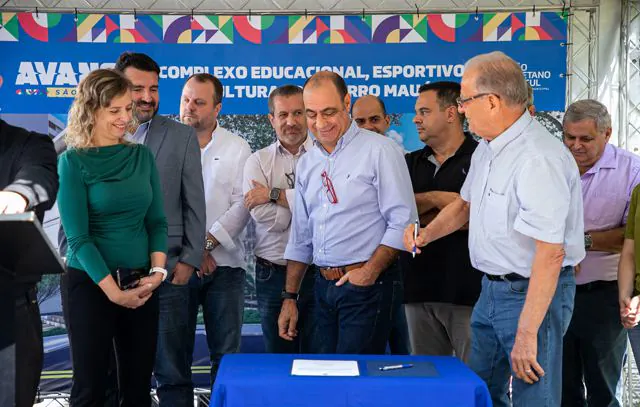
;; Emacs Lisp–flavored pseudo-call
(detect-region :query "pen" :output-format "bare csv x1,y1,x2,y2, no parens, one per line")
412,219,419,258
379,364,414,371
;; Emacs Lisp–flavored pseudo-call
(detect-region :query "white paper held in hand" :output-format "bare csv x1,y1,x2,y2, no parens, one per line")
291,359,360,376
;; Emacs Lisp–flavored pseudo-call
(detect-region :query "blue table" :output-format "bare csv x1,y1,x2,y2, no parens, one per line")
211,354,492,407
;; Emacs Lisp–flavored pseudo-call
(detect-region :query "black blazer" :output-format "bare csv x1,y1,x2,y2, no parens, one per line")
0,120,58,222
0,119,58,283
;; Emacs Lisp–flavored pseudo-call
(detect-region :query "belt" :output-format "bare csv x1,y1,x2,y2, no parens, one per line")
255,257,286,270
576,280,617,292
318,262,366,281
485,273,528,282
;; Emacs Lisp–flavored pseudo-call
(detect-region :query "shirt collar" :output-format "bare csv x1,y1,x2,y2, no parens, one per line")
584,143,617,175
485,112,532,157
313,120,360,156
420,132,476,161
276,134,314,157
201,123,222,153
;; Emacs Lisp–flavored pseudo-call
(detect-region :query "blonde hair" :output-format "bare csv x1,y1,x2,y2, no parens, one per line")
66,69,132,148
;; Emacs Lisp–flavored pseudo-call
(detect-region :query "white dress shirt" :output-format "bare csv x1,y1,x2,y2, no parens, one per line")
460,112,585,277
243,136,314,265
202,125,252,269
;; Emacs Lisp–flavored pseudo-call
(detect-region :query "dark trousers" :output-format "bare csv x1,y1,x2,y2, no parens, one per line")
256,260,317,353
562,281,626,407
314,263,400,354
388,279,411,355
64,267,159,407
15,286,43,407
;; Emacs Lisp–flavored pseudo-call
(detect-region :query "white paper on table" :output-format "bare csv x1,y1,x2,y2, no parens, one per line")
291,359,360,377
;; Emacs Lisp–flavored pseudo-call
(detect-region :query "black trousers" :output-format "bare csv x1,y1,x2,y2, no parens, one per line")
64,267,159,407
15,286,43,407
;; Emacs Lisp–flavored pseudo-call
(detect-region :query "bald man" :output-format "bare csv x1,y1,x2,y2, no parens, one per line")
278,72,417,354
352,95,391,135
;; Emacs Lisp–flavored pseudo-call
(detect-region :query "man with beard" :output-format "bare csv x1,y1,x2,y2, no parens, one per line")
116,53,206,407
180,73,251,383
243,85,317,353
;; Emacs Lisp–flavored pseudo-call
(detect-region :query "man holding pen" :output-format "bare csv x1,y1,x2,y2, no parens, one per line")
404,52,584,406
278,71,417,354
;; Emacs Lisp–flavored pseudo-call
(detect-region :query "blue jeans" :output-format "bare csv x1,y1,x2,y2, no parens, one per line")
470,267,575,407
197,267,245,383
314,263,400,354
562,282,626,407
256,260,317,353
154,276,199,407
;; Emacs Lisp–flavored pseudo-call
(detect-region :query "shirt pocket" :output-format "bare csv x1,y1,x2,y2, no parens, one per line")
585,193,625,229
483,188,509,238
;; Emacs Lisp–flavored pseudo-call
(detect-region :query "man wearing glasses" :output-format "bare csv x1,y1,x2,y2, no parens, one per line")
278,72,417,354
404,52,584,406
243,85,317,353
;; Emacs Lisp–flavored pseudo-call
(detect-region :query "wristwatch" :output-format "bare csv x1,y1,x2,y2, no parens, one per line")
269,187,281,203
584,233,593,250
280,289,299,301
205,236,216,251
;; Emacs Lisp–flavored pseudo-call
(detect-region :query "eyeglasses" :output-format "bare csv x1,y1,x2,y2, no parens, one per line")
456,93,499,108
321,170,338,204
285,171,295,189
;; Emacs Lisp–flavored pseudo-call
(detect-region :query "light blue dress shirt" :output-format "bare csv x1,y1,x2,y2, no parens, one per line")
460,112,586,277
126,120,151,145
284,121,417,267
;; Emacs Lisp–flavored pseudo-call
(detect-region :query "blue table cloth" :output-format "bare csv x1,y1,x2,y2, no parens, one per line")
211,354,492,407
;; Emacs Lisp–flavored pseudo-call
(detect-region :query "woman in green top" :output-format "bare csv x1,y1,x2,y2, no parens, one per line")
619,183,640,371
58,69,168,406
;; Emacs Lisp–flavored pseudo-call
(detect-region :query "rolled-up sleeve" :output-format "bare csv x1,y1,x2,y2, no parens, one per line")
376,143,418,250
283,171,313,264
514,156,572,244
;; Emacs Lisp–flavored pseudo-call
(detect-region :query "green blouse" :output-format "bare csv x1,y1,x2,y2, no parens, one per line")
57,143,167,283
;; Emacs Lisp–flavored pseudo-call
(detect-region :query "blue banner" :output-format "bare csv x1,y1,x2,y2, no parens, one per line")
0,12,568,115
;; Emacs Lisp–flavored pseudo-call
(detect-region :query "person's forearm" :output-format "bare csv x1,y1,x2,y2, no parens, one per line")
364,245,398,279
415,191,459,215
588,227,625,253
285,260,308,293
150,251,167,269
618,240,636,299
97,274,121,301
276,190,290,209
423,197,470,244
517,242,564,334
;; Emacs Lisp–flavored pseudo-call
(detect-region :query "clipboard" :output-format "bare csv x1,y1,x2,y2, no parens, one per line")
0,212,65,278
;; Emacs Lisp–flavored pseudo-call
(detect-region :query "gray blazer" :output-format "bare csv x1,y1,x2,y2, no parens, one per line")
145,115,206,272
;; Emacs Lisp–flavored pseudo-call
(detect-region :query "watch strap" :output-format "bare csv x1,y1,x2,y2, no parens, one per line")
280,290,299,301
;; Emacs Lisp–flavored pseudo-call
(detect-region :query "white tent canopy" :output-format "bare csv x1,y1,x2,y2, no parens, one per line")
1,0,597,14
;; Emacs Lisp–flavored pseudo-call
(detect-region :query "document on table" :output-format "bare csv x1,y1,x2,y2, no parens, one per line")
291,359,360,377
